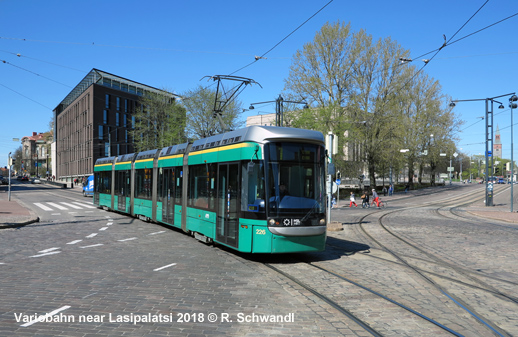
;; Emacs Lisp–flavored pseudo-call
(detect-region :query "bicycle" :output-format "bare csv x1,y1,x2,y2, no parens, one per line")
372,198,386,209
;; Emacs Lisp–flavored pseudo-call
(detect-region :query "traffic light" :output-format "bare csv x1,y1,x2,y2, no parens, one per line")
337,171,341,180
495,167,500,175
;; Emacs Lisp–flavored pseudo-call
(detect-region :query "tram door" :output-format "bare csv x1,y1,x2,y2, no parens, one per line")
116,170,129,212
161,168,175,224
216,163,239,248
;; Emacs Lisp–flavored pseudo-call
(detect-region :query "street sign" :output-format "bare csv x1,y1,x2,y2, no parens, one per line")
488,183,494,191
447,167,454,172
335,179,341,185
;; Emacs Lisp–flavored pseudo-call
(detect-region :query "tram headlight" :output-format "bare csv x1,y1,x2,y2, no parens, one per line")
319,219,326,225
269,219,276,226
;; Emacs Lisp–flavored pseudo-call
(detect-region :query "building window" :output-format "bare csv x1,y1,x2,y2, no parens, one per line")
103,110,108,124
123,114,127,127
124,99,128,113
99,125,104,140
132,116,136,129
116,113,120,126
105,94,110,109
105,143,109,157
116,97,120,111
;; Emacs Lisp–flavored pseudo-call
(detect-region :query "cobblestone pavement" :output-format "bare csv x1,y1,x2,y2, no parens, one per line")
1,182,517,336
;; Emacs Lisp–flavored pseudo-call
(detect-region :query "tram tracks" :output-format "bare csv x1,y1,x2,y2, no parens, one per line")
259,186,517,336
351,187,517,336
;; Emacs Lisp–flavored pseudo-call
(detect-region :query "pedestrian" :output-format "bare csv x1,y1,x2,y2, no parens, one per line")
349,191,358,207
388,184,393,196
371,189,380,208
382,185,387,196
331,194,337,208
361,191,370,208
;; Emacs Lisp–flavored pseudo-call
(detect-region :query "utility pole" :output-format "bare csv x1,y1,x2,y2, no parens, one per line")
8,152,12,201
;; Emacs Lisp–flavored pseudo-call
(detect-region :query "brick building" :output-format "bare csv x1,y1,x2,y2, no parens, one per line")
53,69,179,182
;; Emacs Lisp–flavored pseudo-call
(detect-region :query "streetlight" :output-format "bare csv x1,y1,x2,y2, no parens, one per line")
510,95,518,212
249,94,309,127
450,92,516,206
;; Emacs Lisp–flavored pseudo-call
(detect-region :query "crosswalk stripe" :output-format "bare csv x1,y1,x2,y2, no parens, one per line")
72,202,97,209
34,203,53,211
59,202,82,209
47,202,68,210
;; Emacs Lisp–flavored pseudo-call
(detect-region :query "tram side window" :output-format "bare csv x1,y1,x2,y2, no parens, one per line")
175,169,183,204
94,171,112,194
135,168,153,200
188,164,216,209
241,161,265,213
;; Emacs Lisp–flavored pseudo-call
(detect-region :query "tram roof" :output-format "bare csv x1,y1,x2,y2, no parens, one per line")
189,126,324,152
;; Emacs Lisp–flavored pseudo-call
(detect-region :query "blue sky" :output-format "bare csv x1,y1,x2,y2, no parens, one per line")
1,0,517,167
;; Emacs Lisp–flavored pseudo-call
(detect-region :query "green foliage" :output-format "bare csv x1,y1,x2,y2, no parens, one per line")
283,20,461,183
182,85,244,140
129,90,186,152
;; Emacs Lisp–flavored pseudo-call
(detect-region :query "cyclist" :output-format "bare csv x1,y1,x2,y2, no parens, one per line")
371,189,380,208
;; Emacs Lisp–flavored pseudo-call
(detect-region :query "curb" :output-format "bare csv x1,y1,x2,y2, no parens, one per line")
0,216,40,230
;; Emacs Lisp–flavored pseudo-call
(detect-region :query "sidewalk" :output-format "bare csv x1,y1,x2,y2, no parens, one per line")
0,186,39,229
333,185,518,224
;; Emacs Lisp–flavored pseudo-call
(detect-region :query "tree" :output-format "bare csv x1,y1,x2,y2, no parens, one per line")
284,20,461,186
285,21,411,184
181,85,244,139
129,90,186,152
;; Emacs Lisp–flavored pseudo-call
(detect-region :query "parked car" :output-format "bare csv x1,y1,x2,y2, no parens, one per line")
498,178,505,184
32,178,41,184
21,176,29,181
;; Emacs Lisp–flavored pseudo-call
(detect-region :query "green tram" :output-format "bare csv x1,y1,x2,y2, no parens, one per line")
93,126,327,253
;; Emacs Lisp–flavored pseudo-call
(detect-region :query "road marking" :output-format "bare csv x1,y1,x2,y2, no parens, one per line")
34,203,53,211
80,244,103,249
47,202,68,210
117,237,137,242
99,227,108,231
20,305,71,327
30,251,61,258
153,263,177,271
66,240,82,245
82,292,97,299
38,247,60,253
86,233,98,238
72,202,97,209
149,231,166,235
107,222,113,226
85,211,94,213
59,202,82,209
51,213,61,216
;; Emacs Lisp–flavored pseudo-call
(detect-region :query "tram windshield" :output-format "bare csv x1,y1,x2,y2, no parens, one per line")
265,142,326,218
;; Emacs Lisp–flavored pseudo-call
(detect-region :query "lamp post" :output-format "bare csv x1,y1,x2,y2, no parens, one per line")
249,95,309,127
510,95,518,212
450,92,516,206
